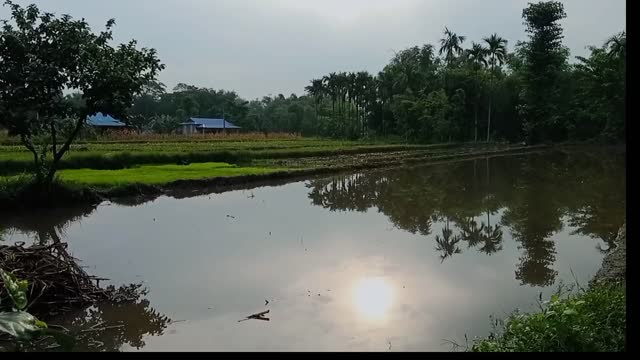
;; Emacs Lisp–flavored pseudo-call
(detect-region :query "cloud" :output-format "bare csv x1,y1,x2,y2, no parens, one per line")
4,0,625,99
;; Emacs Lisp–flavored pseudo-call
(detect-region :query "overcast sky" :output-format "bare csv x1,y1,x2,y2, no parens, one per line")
3,0,626,99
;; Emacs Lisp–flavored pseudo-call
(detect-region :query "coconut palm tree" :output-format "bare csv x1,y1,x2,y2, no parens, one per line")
439,27,467,65
483,34,508,142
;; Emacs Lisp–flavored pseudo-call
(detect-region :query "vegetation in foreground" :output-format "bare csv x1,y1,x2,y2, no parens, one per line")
471,283,626,352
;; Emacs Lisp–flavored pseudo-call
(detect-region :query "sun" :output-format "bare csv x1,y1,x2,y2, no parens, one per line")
353,277,394,320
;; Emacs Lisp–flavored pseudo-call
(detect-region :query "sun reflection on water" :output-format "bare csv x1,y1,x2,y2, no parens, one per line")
352,277,394,321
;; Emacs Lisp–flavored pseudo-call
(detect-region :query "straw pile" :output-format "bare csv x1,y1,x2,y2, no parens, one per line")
0,241,136,317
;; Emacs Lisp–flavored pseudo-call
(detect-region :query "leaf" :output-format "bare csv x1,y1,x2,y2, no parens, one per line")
562,309,577,316
0,269,28,310
0,311,43,340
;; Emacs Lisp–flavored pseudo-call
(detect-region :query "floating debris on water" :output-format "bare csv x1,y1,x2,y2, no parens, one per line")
238,310,270,322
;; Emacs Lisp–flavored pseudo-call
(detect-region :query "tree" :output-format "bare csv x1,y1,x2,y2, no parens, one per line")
465,43,488,142
519,1,568,143
605,31,626,59
571,32,626,142
305,78,324,130
483,34,508,142
0,1,164,186
439,27,466,66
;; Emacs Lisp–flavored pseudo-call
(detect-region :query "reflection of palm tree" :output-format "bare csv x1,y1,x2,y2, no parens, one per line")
479,224,504,255
459,218,485,248
434,223,462,263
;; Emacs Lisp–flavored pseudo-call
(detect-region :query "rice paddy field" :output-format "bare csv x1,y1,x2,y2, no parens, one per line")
0,136,462,177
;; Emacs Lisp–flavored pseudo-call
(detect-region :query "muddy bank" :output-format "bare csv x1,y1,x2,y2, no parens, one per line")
591,222,626,286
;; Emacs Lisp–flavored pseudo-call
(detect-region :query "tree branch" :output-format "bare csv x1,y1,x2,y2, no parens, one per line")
20,134,39,169
50,121,57,156
53,113,85,164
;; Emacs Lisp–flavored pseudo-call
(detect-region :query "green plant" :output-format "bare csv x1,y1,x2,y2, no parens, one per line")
471,283,626,352
0,269,75,351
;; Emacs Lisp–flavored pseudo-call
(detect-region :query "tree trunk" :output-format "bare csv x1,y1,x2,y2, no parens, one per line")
487,98,492,143
46,114,86,184
474,101,479,143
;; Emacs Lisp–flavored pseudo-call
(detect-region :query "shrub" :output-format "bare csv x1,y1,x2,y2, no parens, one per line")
471,283,626,352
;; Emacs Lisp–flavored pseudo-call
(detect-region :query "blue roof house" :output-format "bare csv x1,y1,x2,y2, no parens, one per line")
87,113,127,128
179,117,241,135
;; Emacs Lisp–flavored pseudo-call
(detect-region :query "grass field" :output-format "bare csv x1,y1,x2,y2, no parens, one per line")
0,138,462,175
58,162,289,187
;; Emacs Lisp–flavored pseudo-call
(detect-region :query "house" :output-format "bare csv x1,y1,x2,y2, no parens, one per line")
179,117,241,135
87,112,128,131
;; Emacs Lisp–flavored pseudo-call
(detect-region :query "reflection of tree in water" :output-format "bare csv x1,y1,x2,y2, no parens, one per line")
51,296,171,352
305,149,626,287
0,204,98,245
1,205,171,352
434,219,462,263
459,218,485,249
11,291,171,352
563,150,626,254
479,224,504,255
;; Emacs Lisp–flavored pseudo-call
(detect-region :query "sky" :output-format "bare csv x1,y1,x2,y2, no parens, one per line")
2,0,626,99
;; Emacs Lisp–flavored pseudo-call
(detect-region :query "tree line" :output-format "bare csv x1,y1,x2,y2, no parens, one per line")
125,1,624,144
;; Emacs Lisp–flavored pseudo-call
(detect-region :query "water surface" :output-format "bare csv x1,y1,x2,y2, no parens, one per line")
0,147,626,351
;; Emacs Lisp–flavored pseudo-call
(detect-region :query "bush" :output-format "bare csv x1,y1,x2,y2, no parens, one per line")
471,283,626,352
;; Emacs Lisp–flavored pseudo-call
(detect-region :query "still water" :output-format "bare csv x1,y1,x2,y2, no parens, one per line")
0,147,626,351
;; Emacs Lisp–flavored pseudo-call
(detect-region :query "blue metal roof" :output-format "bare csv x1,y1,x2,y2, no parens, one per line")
186,118,241,129
87,112,126,127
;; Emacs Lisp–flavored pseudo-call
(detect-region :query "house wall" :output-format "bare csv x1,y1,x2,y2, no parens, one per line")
181,124,197,135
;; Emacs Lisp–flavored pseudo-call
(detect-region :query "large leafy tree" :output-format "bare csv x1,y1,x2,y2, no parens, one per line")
0,1,164,185
571,31,626,141
519,1,568,143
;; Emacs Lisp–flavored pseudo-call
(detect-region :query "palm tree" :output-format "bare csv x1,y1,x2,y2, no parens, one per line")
439,27,467,65
305,79,325,125
605,31,626,59
483,34,508,143
466,42,488,142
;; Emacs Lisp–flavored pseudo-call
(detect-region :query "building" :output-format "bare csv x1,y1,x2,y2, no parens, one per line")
87,112,128,131
179,118,241,135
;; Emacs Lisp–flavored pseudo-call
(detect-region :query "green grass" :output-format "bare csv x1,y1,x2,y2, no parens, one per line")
58,162,289,187
0,140,463,175
471,283,626,352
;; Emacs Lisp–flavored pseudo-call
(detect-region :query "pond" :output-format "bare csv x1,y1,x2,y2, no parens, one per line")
0,147,626,351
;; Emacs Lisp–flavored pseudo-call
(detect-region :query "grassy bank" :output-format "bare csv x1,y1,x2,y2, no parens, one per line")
59,162,289,187
471,283,626,352
0,140,462,175
0,140,538,210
